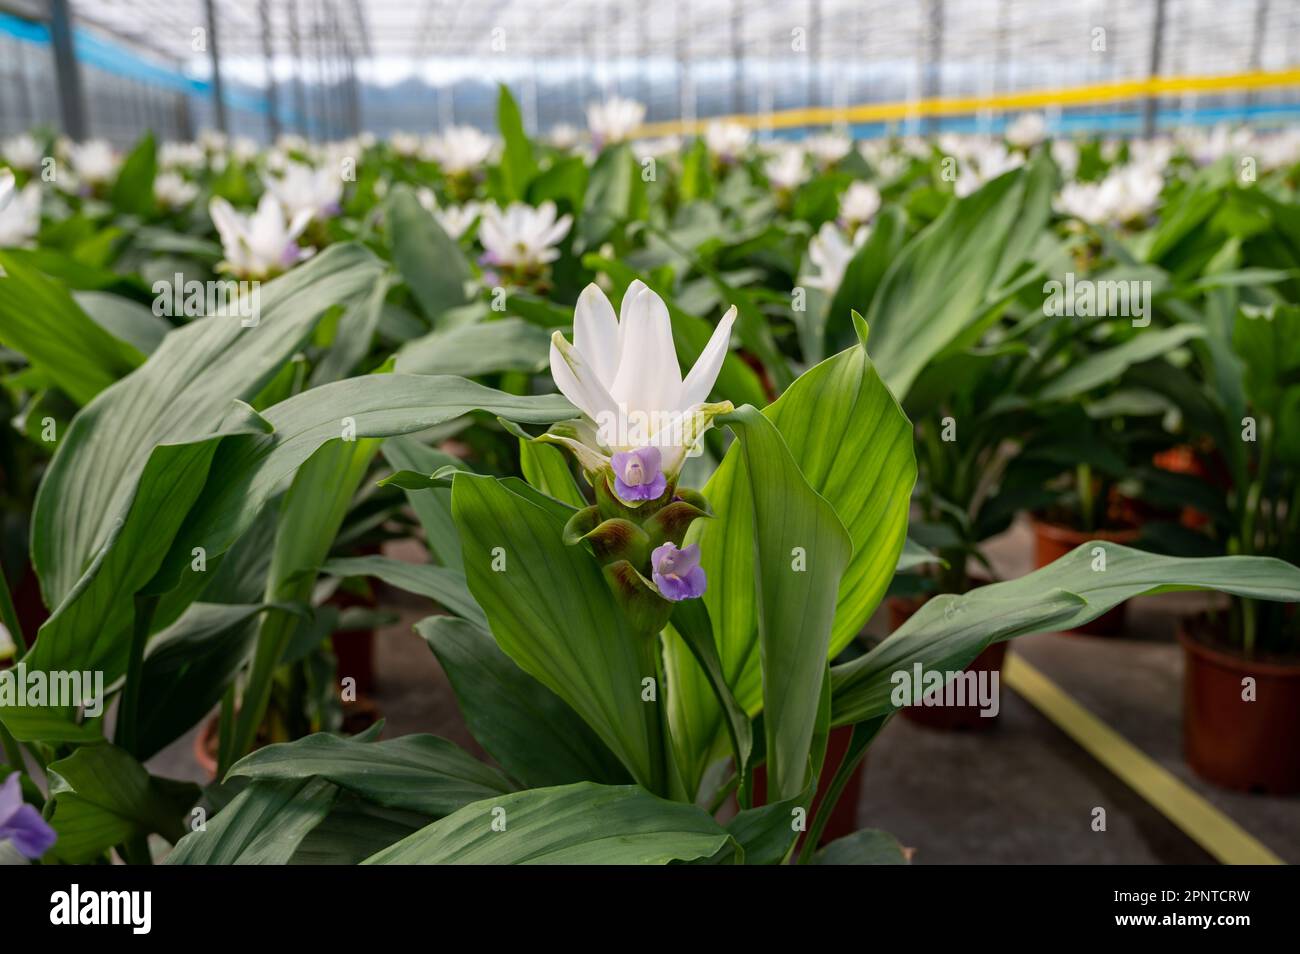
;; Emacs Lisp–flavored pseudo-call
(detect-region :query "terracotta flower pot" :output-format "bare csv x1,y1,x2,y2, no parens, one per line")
1180,617,1300,795
1031,519,1139,636
889,593,1007,730
749,723,864,849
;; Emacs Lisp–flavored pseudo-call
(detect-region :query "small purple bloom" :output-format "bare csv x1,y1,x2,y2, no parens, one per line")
652,542,707,602
611,447,667,502
0,772,56,860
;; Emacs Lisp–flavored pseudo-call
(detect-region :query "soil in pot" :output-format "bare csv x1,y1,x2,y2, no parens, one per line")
1180,615,1300,795
1032,518,1139,636
889,591,1007,731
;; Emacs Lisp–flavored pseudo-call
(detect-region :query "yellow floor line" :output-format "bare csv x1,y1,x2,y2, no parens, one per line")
1003,652,1284,866
638,66,1300,136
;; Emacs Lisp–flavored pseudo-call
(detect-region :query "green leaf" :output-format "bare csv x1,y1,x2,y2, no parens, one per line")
814,828,910,865
831,544,1300,725
713,405,853,802
47,744,195,863
109,132,157,216
74,290,171,355
381,436,466,569
395,317,550,376
665,334,914,798
0,251,144,404
450,473,665,792
228,732,513,816
1037,325,1205,402
580,143,635,248
417,614,632,788
165,778,336,865
323,555,485,627
825,205,906,355
387,184,471,323
363,782,737,864
866,169,1032,398
496,84,538,202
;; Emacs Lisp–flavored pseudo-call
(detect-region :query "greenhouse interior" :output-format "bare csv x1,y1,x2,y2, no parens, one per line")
0,0,1299,892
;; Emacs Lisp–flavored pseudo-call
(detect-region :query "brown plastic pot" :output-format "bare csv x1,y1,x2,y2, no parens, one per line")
749,724,863,849
1180,618,1300,795
1032,519,1139,636
889,593,1007,730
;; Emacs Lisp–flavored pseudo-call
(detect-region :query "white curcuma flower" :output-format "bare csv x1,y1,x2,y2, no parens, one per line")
545,281,736,496
0,620,13,661
160,141,205,171
209,194,314,279
4,134,43,172
839,181,881,227
422,126,494,174
389,131,421,157
263,161,342,223
154,171,199,209
1054,163,1163,227
586,96,646,147
0,170,41,247
547,123,581,150
418,188,482,239
955,142,1024,197
803,132,852,167
1050,139,1079,179
803,222,867,294
705,121,752,162
68,140,119,185
764,143,808,191
478,201,572,271
1006,112,1047,148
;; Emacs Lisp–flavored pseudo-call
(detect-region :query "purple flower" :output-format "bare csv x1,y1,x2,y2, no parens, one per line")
651,542,707,601
0,772,55,860
611,447,667,502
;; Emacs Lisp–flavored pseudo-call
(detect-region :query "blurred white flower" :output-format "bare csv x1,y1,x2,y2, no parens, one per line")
839,181,881,227
422,126,494,174
634,136,682,158
230,136,259,164
199,129,228,152
586,96,646,146
1050,139,1079,178
210,194,314,278
803,222,867,293
706,121,752,162
4,134,42,172
1055,163,1163,227
1006,112,1047,148
804,132,852,167
955,142,1024,197
0,621,13,661
68,140,119,185
0,170,41,247
547,124,581,150
418,187,482,239
154,171,199,209
275,132,307,154
1130,136,1175,173
764,144,808,191
160,141,205,171
1183,125,1252,166
262,160,342,222
1254,129,1300,170
389,132,421,157
479,201,572,271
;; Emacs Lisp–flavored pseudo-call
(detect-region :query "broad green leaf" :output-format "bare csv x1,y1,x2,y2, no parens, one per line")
380,436,466,569
387,185,471,323
831,544,1300,725
815,828,910,865
109,132,157,216
825,205,906,355
324,555,485,627
1037,325,1205,402
665,329,914,798
867,169,1029,398
228,732,513,816
579,143,635,248
0,251,143,404
450,473,665,792
288,795,428,864
73,290,171,355
165,778,336,865
363,782,737,864
496,84,538,202
47,744,195,863
417,615,632,788
394,317,550,376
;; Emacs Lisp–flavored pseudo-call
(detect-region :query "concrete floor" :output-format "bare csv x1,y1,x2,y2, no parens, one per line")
148,520,1300,864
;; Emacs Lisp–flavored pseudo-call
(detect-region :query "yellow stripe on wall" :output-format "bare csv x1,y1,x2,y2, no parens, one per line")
1002,653,1284,866
637,66,1300,136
